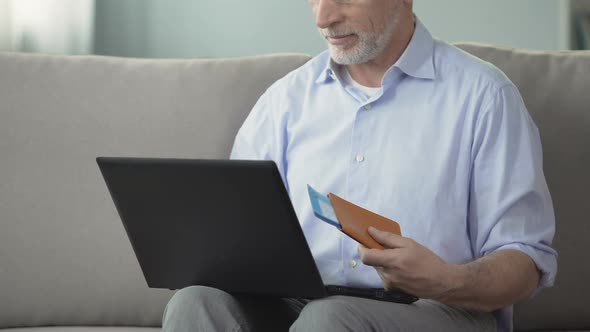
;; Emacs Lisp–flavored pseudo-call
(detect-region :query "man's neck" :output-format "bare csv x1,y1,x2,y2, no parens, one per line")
345,17,416,88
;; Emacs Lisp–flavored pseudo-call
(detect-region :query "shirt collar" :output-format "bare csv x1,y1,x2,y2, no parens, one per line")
314,54,339,84
394,17,435,80
315,16,436,85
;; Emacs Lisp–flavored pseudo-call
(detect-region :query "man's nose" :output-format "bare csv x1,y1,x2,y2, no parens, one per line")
313,0,344,29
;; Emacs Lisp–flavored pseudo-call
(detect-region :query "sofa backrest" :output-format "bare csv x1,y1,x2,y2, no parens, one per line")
457,44,590,331
0,52,311,328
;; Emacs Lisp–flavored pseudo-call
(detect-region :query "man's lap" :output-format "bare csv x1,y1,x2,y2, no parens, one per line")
292,295,496,332
162,286,496,332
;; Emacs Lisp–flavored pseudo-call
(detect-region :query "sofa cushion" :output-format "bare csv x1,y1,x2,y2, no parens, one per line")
457,44,590,331
0,52,311,329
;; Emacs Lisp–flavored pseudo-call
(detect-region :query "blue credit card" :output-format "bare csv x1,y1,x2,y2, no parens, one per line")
307,185,341,229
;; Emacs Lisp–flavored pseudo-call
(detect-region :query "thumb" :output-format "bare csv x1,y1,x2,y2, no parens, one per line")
368,226,406,249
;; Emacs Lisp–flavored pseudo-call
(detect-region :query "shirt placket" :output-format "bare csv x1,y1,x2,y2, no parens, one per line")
342,93,377,284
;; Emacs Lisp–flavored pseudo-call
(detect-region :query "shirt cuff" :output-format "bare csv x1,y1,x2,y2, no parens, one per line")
489,242,558,297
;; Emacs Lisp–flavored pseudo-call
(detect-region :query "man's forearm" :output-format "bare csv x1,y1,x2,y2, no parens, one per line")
435,249,541,312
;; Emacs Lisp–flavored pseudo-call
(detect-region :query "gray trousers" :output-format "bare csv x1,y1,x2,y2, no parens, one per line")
162,286,496,332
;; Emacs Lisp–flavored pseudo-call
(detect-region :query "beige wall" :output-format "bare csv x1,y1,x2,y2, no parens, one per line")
0,0,13,51
95,0,573,59
414,0,569,51
0,0,94,54
2,0,577,57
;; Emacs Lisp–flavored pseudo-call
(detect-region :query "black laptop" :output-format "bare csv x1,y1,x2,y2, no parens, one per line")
96,157,417,304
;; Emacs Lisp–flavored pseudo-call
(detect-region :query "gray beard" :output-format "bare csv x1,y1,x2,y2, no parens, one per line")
328,12,401,65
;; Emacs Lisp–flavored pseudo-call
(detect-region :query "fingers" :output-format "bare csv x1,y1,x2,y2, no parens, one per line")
358,243,402,291
358,243,394,267
374,269,398,291
359,247,399,291
359,227,413,268
368,226,407,249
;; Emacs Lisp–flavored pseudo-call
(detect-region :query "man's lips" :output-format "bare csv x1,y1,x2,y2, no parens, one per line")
326,34,356,46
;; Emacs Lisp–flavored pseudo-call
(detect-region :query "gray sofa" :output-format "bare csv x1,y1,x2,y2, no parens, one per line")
0,44,588,332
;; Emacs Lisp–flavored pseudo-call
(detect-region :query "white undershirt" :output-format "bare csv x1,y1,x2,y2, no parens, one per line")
341,68,381,98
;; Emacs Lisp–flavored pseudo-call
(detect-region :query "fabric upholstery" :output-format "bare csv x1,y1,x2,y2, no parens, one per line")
1,45,589,331
457,44,590,331
0,52,310,329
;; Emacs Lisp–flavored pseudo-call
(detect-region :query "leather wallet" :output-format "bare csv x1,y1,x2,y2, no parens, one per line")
328,193,401,250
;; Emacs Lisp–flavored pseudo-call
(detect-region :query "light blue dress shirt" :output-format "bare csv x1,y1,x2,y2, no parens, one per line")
230,18,557,332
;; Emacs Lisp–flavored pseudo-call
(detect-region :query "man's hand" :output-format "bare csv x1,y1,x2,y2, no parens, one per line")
358,226,458,299
358,226,542,312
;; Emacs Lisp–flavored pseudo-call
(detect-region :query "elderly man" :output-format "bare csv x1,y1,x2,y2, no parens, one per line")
162,0,557,331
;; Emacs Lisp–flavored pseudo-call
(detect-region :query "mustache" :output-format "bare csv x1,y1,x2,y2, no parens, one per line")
320,28,356,38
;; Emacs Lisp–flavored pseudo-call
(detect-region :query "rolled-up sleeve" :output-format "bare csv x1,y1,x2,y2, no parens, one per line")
468,83,558,294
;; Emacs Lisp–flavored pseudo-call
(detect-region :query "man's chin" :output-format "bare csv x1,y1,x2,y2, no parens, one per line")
329,44,384,66
329,49,363,65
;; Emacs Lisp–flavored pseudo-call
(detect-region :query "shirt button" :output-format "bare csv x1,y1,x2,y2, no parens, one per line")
363,104,372,110
355,154,365,163
350,260,358,268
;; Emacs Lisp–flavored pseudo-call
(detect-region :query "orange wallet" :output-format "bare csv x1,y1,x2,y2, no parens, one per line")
328,193,401,250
